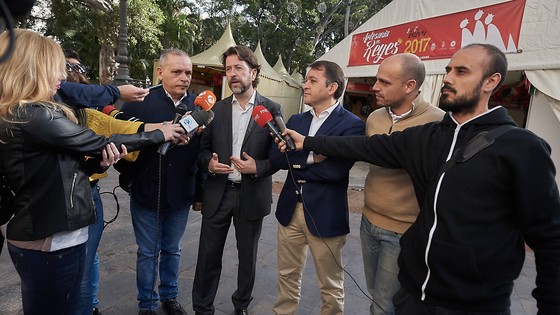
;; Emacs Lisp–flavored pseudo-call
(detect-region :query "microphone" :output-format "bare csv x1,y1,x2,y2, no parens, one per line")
272,112,296,151
101,105,140,122
194,90,217,111
252,105,284,145
179,110,215,137
157,104,189,156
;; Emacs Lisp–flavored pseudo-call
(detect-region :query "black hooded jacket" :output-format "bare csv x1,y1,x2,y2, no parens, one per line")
304,106,560,313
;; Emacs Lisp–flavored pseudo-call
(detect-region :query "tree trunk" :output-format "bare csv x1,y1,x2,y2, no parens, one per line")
99,43,115,84
344,0,352,37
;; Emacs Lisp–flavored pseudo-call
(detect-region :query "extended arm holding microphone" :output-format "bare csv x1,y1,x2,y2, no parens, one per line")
277,128,306,152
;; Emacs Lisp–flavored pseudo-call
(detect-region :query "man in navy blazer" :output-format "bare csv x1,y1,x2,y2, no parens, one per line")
121,49,196,315
269,60,364,315
192,45,280,315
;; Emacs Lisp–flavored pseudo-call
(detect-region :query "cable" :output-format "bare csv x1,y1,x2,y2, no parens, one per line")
100,185,121,229
149,155,163,307
282,152,390,315
0,0,16,64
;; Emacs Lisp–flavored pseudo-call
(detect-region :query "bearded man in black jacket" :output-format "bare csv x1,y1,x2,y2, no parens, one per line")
279,44,560,314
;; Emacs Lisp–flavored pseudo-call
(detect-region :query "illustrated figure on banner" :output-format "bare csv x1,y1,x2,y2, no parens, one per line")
459,9,517,52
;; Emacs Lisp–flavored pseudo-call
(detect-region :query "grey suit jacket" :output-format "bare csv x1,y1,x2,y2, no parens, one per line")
197,92,281,220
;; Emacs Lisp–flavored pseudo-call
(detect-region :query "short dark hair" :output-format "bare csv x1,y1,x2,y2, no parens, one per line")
221,45,261,88
63,49,80,62
465,43,508,90
308,60,345,99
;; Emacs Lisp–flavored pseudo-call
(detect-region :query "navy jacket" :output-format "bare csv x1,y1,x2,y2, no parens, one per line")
270,104,365,237
56,81,120,108
121,86,199,210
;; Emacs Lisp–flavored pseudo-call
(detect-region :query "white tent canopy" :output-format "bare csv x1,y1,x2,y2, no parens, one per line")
190,23,236,67
252,43,301,118
319,0,560,182
273,55,303,89
189,26,303,118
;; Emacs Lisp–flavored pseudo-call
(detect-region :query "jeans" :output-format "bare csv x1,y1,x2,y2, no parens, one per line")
78,185,104,315
8,242,86,315
131,198,190,311
360,215,402,315
92,252,100,308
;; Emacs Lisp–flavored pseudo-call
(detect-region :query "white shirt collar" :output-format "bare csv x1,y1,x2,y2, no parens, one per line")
310,102,338,119
232,91,257,110
163,88,188,106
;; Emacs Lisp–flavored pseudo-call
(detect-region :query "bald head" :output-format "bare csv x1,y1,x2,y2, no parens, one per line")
373,53,426,111
383,53,426,92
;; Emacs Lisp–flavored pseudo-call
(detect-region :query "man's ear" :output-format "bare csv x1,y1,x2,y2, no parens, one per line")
251,68,257,81
403,79,417,94
328,82,339,97
484,73,501,92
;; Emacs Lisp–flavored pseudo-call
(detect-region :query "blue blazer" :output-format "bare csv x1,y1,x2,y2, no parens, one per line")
269,104,365,237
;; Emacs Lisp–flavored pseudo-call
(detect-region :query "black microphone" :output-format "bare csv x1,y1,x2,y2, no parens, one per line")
157,104,188,156
273,113,296,151
179,110,215,137
251,105,284,143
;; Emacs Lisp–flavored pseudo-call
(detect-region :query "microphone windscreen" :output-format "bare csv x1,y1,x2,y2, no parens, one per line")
251,105,273,128
176,105,188,116
102,105,118,116
273,113,288,132
191,110,213,126
194,90,217,111
205,110,215,125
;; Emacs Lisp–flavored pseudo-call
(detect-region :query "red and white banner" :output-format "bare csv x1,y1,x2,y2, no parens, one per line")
346,81,375,92
348,0,526,66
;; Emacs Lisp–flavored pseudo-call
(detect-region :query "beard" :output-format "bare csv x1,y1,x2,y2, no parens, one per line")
229,80,251,95
439,83,481,115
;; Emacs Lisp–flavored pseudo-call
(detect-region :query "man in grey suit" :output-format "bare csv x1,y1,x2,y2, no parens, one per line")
192,45,280,315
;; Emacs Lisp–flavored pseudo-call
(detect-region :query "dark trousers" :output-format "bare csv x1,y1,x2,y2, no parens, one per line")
8,242,86,315
394,288,511,315
192,186,263,314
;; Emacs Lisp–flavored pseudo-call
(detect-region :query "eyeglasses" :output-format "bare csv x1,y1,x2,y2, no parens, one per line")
65,62,87,74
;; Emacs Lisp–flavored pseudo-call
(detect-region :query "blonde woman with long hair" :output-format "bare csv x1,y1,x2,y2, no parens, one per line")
0,29,175,315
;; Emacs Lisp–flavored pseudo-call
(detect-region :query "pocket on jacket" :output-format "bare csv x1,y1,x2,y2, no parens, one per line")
424,238,485,300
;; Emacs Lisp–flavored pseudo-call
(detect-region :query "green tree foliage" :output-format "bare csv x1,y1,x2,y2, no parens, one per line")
192,0,391,77
30,0,389,81
154,0,199,54
43,0,164,81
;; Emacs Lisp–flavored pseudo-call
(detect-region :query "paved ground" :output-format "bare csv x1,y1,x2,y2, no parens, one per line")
0,162,538,314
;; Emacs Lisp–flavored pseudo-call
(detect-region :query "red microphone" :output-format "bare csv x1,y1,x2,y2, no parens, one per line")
252,105,284,144
101,105,140,122
102,105,118,116
194,90,217,111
